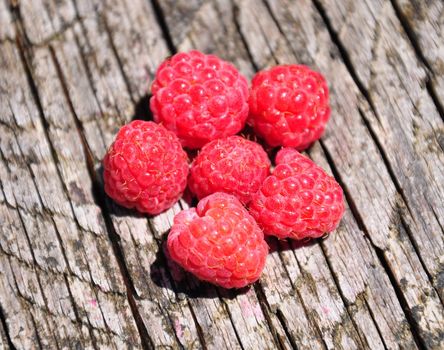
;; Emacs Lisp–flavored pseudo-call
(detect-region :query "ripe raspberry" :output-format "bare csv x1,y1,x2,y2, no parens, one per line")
150,51,249,149
249,148,344,240
248,65,330,150
167,193,268,288
103,120,189,215
188,136,271,204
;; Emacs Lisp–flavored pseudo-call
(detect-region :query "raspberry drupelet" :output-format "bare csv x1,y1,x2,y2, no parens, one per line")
167,193,268,288
103,120,189,215
188,136,271,204
249,148,344,240
150,51,249,149
248,64,330,150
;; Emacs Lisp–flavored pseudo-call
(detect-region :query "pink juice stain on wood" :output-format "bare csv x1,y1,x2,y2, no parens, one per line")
240,291,265,321
174,319,184,339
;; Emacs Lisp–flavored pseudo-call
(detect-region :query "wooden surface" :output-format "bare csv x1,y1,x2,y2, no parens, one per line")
0,0,443,349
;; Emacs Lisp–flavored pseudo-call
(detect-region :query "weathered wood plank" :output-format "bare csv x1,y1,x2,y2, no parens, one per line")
2,0,443,349
0,31,141,350
0,254,42,350
16,1,208,347
90,0,170,100
392,0,444,108
159,0,255,77
18,0,76,45
258,247,325,349
315,0,444,295
0,0,14,41
28,22,187,349
0,317,10,350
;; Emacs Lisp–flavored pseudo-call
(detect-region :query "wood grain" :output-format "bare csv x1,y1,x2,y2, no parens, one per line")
0,38,141,348
392,0,444,109
1,0,443,349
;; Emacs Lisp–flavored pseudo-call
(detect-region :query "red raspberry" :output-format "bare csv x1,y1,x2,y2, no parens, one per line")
188,136,271,204
150,51,249,149
167,193,268,288
249,148,344,240
248,65,330,150
103,120,189,215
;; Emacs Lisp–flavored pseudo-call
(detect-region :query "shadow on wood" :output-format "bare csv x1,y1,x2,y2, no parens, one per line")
266,235,319,254
132,94,154,122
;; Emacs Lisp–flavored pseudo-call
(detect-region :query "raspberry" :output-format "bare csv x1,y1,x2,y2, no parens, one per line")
103,120,189,215
249,148,344,240
167,193,268,288
188,136,271,204
248,65,330,150
150,51,249,149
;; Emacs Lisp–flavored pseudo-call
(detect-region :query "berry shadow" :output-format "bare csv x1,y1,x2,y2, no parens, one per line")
149,235,320,300
265,235,320,254
132,94,154,122
181,187,198,208
150,236,250,299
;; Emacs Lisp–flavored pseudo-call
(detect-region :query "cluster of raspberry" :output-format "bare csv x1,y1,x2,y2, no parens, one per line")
103,51,344,289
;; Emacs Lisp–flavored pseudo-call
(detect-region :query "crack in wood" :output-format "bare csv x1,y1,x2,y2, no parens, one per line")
28,310,45,350
274,308,309,350
373,245,427,350
63,274,100,350
310,0,381,125
399,211,444,307
2,3,149,348
58,4,203,345
318,142,432,349
426,79,444,123
231,2,258,71
362,297,389,350
251,284,283,350
219,297,246,350
149,0,176,54
99,14,135,105
390,0,444,125
315,243,370,349
388,0,433,72
0,303,17,350
46,17,156,349
186,299,208,350
310,0,443,298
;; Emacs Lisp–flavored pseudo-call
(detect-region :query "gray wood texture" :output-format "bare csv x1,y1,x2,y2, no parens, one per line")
0,0,443,349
